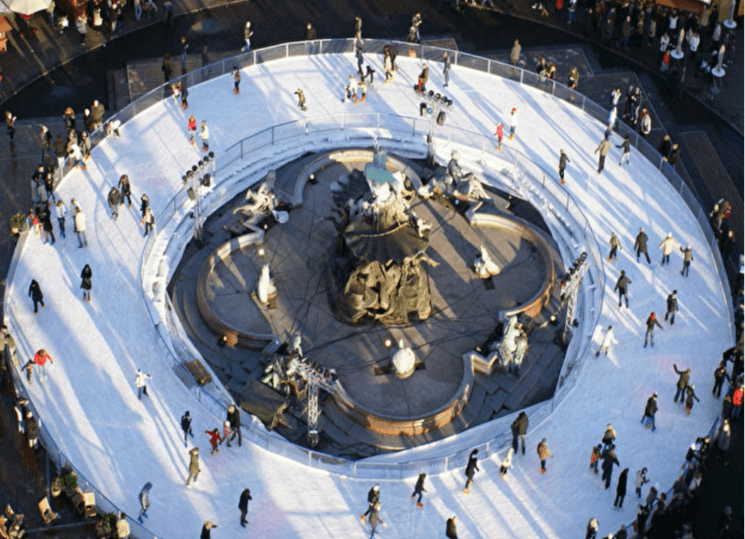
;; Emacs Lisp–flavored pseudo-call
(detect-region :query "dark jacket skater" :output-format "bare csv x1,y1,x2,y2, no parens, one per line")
712,363,730,398
641,392,658,431
634,227,651,264
360,484,379,521
558,150,570,183
685,385,700,414
227,404,241,446
614,468,629,507
28,280,44,314
664,291,678,325
614,270,631,308
411,473,427,505
601,445,620,489
108,186,120,219
181,410,193,442
463,449,479,493
673,364,690,403
643,312,662,347
367,502,384,537
511,411,529,454
80,264,92,301
446,516,458,539
238,488,252,526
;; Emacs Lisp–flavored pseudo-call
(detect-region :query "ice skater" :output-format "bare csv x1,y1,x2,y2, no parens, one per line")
658,232,681,266
181,410,194,444
232,66,240,95
227,404,242,446
617,135,631,165
635,467,649,498
205,428,222,455
367,502,384,537
594,135,611,174
558,149,570,184
614,469,629,507
187,115,197,145
634,227,651,265
360,484,379,522
643,312,662,348
601,444,619,488
411,473,427,507
28,279,44,315
595,325,619,357
494,122,504,151
614,270,631,308
641,392,658,431
685,385,700,415
537,438,553,474
138,482,152,523
463,448,479,493
33,349,53,382
500,448,514,476
680,244,693,277
673,364,690,403
590,444,602,474
511,411,529,455
294,88,307,111
80,263,92,301
185,447,200,487
238,488,252,527
508,108,518,140
664,290,679,325
108,186,120,220
199,120,209,151
135,369,151,399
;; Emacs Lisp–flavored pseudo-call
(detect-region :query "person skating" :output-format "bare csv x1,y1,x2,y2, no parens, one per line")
294,89,307,111
135,369,151,399
33,349,54,382
614,468,629,507
594,135,611,174
185,447,200,487
200,521,217,539
641,392,658,431
589,443,602,474
118,175,132,209
417,65,429,91
411,473,427,507
180,410,193,445
635,467,649,498
617,135,631,165
684,385,700,415
511,411,528,455
601,444,619,489
614,270,631,308
602,423,616,447
585,517,598,539
595,325,619,357
141,202,155,237
608,232,621,262
508,108,518,140
367,502,385,538
55,199,66,239
74,206,88,248
360,484,380,522
712,362,730,398
227,404,241,446
108,186,121,220
28,279,44,315
658,232,681,266
137,482,152,523
238,488,252,527
187,115,197,145
679,244,693,276
558,149,570,184
199,120,210,151
634,227,651,265
180,83,189,110
205,428,222,455
673,364,690,403
446,516,458,539
537,438,553,474
232,66,240,95
643,312,662,348
80,263,92,301
222,421,234,447
494,122,504,151
383,49,394,83
500,447,514,476
463,448,479,493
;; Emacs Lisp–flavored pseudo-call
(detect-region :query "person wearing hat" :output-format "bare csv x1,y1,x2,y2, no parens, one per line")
641,392,658,431
200,521,218,539
463,448,479,492
508,107,518,140
186,447,200,487
643,312,663,348
360,484,380,522
602,423,616,447
658,232,681,266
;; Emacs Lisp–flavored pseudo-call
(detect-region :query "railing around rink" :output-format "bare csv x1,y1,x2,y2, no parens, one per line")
2,40,734,536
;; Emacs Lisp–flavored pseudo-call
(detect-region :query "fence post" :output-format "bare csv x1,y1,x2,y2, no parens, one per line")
520,69,523,85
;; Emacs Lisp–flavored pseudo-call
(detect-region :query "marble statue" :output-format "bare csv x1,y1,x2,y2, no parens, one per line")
257,264,277,305
391,339,416,379
474,245,501,278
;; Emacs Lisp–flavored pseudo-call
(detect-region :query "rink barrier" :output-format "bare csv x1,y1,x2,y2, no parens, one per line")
0,41,732,533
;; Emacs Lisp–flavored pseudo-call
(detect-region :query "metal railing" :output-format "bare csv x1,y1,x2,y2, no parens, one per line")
2,39,734,538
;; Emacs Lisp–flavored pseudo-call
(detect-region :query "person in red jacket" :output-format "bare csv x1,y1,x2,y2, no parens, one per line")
33,349,54,382
205,428,222,455
494,122,504,151
732,385,743,419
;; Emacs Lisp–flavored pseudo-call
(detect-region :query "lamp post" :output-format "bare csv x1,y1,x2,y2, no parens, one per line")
414,85,453,167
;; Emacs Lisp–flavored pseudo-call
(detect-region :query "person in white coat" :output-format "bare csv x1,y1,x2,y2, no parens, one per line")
135,369,152,400
595,325,619,357
508,108,518,140
500,447,514,476
658,232,681,266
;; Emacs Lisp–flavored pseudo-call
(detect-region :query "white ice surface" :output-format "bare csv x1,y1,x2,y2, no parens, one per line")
5,52,733,539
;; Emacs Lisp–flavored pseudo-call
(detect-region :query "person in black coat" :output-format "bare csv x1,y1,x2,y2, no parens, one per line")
80,264,92,302
227,404,241,446
601,444,620,489
664,290,679,325
685,385,700,415
712,362,730,398
641,392,658,431
359,484,379,522
118,174,132,208
673,364,690,403
614,468,629,507
28,279,44,314
200,521,217,539
634,227,651,264
636,504,650,539
463,449,479,494
180,410,193,443
614,270,631,308
446,516,458,539
411,473,427,507
238,488,252,527
643,312,662,348
511,411,529,455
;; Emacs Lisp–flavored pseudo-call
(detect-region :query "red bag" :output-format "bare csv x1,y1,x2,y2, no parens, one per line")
556,0,564,10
